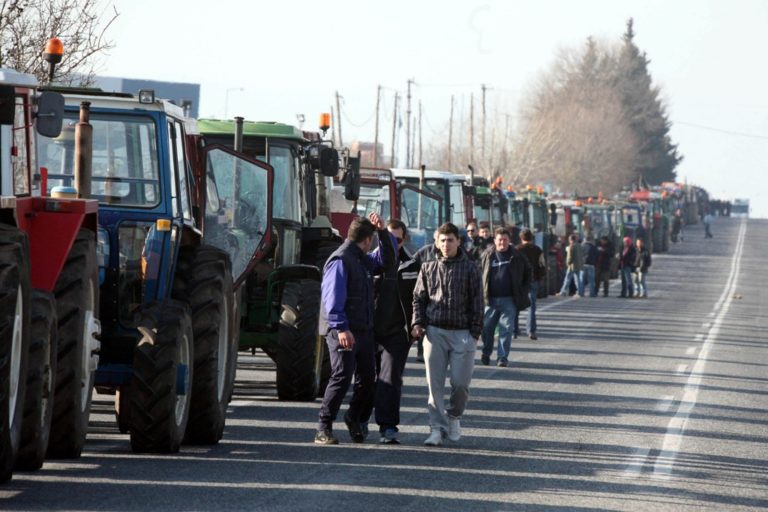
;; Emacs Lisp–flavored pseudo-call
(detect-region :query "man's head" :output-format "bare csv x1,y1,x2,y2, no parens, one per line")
466,222,478,238
436,222,460,258
520,228,533,243
494,227,511,252
478,222,491,239
569,234,579,245
623,236,632,247
386,219,407,251
636,238,644,249
347,218,376,252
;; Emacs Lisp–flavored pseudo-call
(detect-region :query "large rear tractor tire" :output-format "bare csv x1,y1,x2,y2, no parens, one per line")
0,226,31,482
15,291,57,471
128,300,193,453
173,245,236,444
47,229,99,459
276,279,322,401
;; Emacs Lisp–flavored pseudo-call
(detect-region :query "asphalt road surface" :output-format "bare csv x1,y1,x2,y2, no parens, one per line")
2,217,766,511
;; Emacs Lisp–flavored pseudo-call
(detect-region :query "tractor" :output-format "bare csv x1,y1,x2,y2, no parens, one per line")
196,117,346,401
37,89,273,453
0,54,100,479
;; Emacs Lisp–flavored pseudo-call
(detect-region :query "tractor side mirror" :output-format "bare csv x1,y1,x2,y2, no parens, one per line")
0,85,15,125
36,91,64,138
343,156,361,201
319,147,339,177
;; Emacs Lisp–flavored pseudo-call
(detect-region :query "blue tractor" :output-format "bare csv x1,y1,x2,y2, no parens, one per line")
38,89,273,452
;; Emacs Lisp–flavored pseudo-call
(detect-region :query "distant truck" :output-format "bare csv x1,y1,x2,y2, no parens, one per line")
731,198,749,218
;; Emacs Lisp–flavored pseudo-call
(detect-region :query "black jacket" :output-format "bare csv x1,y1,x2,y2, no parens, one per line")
517,242,546,282
480,246,533,311
634,247,652,273
373,229,419,337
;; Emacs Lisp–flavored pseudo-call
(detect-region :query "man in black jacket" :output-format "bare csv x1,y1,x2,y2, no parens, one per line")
480,227,532,367
515,229,545,340
364,219,419,444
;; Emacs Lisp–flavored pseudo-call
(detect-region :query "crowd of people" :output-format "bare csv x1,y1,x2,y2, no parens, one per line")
312,208,708,447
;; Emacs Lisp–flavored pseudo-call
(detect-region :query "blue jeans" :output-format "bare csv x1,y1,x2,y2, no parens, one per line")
635,271,647,297
560,268,584,296
580,265,596,297
513,282,539,335
620,267,634,297
481,296,517,361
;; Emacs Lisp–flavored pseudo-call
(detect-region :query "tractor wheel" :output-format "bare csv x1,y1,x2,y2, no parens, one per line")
15,291,57,471
128,300,193,453
0,225,31,482
47,229,99,459
276,279,322,401
173,245,235,444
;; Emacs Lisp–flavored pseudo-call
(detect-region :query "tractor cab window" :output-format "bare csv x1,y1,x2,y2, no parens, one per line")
167,120,192,221
329,180,390,219
449,181,466,226
258,144,300,223
10,94,32,196
39,113,160,207
399,186,442,253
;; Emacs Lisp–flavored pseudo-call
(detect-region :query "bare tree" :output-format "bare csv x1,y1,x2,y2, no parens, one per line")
0,0,119,85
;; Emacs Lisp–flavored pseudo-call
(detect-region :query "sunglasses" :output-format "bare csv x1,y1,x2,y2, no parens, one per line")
466,229,476,233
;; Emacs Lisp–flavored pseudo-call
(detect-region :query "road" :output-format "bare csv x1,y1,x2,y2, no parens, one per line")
2,216,767,511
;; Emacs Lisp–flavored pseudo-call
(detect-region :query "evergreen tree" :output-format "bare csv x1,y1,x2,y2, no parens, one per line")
614,18,682,184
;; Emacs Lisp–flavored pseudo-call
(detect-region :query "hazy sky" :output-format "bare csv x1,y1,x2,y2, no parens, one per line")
103,0,768,217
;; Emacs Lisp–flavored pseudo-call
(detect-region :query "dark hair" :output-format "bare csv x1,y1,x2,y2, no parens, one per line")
520,228,533,242
479,221,490,230
494,227,511,239
436,222,459,238
569,234,579,243
347,218,375,243
386,219,407,237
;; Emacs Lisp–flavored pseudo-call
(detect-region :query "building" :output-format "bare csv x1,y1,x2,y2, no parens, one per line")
93,76,201,117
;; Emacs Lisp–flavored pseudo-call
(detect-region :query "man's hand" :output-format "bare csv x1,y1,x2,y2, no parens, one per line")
368,212,384,230
410,325,425,340
338,330,356,350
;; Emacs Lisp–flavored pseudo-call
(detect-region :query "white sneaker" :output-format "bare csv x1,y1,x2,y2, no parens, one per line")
448,417,461,442
424,430,443,446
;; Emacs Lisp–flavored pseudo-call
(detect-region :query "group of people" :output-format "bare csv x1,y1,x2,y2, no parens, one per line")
315,214,544,448
559,233,652,299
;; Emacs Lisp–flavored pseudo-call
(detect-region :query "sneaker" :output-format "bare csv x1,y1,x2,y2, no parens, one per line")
513,333,519,339
447,417,461,442
379,428,400,445
314,429,339,445
344,412,365,443
424,430,444,446
497,359,508,368
481,354,490,366
529,333,538,341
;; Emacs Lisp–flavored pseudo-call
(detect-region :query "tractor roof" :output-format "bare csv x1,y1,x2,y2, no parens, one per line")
197,118,306,142
0,68,38,88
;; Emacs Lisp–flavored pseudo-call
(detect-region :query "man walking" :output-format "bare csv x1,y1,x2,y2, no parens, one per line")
315,215,386,445
595,236,613,297
704,211,714,238
581,236,598,298
480,227,532,366
619,236,637,298
515,229,544,340
559,234,584,297
411,223,483,446
634,238,651,298
366,219,419,444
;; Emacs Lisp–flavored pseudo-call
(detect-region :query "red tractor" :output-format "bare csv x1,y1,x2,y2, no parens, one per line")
0,44,99,482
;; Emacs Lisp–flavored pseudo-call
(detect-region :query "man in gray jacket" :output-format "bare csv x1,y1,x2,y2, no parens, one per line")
411,222,483,447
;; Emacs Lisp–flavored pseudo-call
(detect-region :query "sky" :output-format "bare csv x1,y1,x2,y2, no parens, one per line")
101,0,768,218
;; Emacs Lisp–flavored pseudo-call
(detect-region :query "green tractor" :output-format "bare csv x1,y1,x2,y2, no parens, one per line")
197,118,348,401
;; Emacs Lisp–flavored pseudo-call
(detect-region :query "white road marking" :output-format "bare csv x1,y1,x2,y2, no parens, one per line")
700,322,711,329
655,395,675,412
652,219,746,479
694,334,704,342
685,346,697,356
675,364,688,375
622,447,651,478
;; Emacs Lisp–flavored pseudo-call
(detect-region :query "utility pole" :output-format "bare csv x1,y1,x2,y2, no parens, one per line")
481,84,487,166
469,93,475,168
373,85,381,167
390,92,399,167
335,91,343,146
448,95,454,170
330,105,337,145
418,100,423,167
406,78,413,168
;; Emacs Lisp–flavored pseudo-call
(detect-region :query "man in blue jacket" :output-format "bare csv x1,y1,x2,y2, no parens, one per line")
315,214,386,445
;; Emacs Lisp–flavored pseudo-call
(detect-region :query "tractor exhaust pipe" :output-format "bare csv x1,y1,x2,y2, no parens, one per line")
234,116,244,153
74,101,92,199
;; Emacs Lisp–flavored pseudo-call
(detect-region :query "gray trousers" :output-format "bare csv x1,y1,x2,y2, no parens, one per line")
423,326,476,433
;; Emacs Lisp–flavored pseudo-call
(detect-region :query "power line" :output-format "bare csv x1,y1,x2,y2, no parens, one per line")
675,121,768,140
